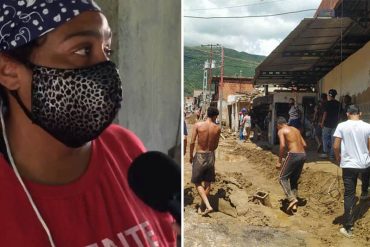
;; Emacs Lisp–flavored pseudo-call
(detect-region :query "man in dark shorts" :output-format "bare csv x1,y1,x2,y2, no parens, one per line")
190,107,221,215
276,117,307,213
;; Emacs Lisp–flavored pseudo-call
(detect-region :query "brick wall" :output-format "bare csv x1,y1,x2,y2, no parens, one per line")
221,82,254,101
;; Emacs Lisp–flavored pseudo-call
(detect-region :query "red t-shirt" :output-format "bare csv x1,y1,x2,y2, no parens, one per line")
0,125,176,246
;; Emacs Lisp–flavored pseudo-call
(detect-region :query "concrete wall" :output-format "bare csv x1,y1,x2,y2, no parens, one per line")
96,0,181,159
321,41,370,122
217,100,228,126
269,92,317,144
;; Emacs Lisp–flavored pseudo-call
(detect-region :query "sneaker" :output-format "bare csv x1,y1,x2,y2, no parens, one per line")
339,227,353,238
319,153,328,158
360,192,369,200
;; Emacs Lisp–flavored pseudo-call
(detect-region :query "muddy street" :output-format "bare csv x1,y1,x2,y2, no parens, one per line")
184,123,370,247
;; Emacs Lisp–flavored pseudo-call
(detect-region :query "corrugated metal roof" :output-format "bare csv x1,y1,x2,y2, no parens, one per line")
254,16,370,86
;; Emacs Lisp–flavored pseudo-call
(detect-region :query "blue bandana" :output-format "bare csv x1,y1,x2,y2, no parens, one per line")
0,0,101,51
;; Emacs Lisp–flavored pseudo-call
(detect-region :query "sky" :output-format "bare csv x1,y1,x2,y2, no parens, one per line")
184,0,322,56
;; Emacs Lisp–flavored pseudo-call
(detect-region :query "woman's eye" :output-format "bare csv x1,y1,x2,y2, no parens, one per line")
74,47,91,56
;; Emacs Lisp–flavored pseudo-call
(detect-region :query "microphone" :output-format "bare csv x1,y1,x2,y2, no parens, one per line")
128,151,181,225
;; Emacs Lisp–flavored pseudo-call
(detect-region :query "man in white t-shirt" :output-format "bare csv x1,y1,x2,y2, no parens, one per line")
333,105,370,238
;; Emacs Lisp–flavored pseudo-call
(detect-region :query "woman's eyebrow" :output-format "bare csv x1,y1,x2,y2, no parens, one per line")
63,30,103,42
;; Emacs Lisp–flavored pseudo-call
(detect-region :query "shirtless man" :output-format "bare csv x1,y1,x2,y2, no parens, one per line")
276,117,307,212
190,107,221,215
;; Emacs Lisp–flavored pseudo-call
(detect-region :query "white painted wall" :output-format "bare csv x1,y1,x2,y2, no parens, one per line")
322,41,370,97
269,92,316,144
321,41,370,122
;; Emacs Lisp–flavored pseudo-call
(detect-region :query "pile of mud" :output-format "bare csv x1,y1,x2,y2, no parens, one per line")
232,140,370,240
185,114,198,125
184,172,273,228
184,138,370,245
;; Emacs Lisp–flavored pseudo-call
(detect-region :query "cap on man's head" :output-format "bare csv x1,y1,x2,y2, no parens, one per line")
328,89,337,98
241,108,247,113
347,104,360,115
0,0,101,52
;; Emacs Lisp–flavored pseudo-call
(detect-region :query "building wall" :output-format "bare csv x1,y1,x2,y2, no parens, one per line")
96,0,181,159
321,41,370,122
268,92,316,144
217,100,228,127
220,82,254,101
217,80,254,126
314,0,341,17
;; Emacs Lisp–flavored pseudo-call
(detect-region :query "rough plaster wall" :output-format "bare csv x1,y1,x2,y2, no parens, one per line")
117,1,181,155
322,41,370,122
322,41,370,97
95,0,181,155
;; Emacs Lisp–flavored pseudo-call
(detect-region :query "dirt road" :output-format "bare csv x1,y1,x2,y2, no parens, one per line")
184,123,370,247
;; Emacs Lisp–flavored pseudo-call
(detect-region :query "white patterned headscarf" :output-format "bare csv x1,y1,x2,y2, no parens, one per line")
0,0,101,51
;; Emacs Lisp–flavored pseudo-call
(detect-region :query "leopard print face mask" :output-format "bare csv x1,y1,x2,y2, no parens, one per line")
11,61,123,148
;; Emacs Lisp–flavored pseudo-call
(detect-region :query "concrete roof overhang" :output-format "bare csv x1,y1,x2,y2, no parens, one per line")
254,13,370,87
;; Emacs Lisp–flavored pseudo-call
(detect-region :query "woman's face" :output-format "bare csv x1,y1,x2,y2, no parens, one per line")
1,11,112,110
30,11,112,68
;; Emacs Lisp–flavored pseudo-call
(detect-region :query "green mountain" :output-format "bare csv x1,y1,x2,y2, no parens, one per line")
184,46,266,96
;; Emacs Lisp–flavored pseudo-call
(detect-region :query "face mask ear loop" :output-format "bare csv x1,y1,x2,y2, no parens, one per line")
0,100,56,247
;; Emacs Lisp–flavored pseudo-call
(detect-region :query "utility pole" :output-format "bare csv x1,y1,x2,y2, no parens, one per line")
202,60,209,108
220,46,224,129
201,44,220,104
208,45,213,97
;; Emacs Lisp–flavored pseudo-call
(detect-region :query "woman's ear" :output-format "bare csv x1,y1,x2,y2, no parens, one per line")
0,54,23,91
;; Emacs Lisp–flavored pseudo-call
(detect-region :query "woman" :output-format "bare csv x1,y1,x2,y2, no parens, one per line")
0,1,175,246
238,111,244,140
242,109,251,141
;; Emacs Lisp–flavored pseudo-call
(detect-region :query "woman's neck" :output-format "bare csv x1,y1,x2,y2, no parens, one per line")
4,106,91,185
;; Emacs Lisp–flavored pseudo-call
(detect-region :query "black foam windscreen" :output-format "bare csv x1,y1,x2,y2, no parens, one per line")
128,151,181,224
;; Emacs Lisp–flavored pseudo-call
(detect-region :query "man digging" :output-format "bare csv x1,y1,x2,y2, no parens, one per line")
276,117,307,213
190,107,221,216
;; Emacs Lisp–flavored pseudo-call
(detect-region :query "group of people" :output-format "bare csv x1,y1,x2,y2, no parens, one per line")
189,91,369,238
282,89,369,238
238,108,252,141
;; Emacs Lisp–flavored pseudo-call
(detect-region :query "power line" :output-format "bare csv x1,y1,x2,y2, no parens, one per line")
185,0,288,11
184,55,259,74
184,9,316,19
